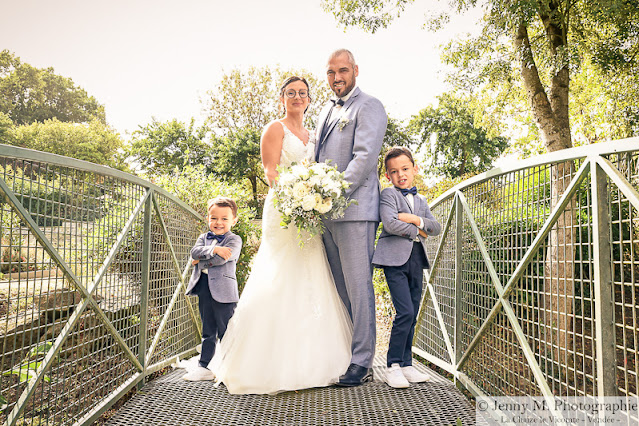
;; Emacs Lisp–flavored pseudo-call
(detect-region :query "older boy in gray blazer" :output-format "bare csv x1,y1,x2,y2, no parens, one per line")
372,147,441,388
183,197,242,381
315,49,387,386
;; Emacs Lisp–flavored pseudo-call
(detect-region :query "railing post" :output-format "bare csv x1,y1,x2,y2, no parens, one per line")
454,193,463,376
138,189,153,389
591,159,617,397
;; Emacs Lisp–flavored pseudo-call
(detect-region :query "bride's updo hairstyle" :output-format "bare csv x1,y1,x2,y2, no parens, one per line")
280,76,311,114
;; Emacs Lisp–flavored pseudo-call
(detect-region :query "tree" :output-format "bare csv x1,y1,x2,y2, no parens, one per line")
322,0,638,152
128,118,211,176
322,0,639,383
204,66,332,135
8,118,126,169
210,128,265,211
0,50,106,125
410,93,508,179
0,111,12,144
378,116,413,175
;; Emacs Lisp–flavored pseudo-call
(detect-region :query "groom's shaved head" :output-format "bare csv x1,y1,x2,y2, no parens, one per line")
328,49,356,67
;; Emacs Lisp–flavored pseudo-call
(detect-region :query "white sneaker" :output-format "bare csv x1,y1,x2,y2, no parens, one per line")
401,365,430,383
384,363,409,388
182,366,215,381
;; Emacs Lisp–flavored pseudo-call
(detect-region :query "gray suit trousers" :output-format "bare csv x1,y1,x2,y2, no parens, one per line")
322,220,377,368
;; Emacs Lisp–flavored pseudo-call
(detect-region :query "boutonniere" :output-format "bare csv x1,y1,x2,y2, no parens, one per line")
337,116,351,131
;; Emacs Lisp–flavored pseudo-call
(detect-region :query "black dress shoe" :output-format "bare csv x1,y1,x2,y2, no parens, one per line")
336,363,373,387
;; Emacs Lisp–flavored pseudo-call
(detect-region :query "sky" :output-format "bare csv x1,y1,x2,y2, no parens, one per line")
1,0,482,138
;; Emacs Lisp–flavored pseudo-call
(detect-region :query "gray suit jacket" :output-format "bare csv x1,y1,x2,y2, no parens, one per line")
315,87,387,222
185,231,242,303
372,187,441,268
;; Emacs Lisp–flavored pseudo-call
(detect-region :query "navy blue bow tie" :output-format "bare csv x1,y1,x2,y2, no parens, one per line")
206,232,225,243
331,98,344,107
400,187,417,196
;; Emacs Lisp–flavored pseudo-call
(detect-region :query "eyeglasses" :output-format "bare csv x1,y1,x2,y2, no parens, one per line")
284,89,309,98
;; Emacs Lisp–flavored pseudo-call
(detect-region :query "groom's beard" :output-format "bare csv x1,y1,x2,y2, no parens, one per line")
333,80,355,97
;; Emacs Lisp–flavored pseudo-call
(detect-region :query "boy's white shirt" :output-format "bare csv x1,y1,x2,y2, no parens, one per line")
404,193,425,230
200,240,218,275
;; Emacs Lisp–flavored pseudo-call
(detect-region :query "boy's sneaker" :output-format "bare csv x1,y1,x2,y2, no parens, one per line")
401,365,430,383
182,366,215,381
384,363,409,388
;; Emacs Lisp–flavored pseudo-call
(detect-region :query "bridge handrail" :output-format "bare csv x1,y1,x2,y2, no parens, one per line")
414,138,639,423
0,144,205,425
430,137,639,209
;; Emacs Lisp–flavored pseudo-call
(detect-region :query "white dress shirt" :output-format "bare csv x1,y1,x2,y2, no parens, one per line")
404,193,425,240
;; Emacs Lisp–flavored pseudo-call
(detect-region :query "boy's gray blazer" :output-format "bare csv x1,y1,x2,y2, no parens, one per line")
372,187,441,268
185,231,242,303
315,87,387,222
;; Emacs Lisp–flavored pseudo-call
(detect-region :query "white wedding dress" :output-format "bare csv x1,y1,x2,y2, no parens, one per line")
210,122,353,394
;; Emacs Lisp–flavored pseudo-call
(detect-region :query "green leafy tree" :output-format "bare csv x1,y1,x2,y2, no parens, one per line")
128,118,211,176
0,50,106,125
210,128,265,211
0,111,13,144
8,118,126,169
378,116,413,175
204,66,332,135
410,93,508,178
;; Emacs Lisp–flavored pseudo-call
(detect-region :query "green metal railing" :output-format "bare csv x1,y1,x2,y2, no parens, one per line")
415,138,639,422
3,138,638,424
0,145,205,425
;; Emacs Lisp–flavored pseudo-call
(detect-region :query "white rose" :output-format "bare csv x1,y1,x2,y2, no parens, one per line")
293,181,310,199
309,175,322,187
301,194,317,211
291,164,308,179
310,164,327,177
316,198,332,214
278,173,295,186
284,207,293,216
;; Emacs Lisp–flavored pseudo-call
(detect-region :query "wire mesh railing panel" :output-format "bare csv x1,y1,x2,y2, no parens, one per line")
154,193,204,271
0,198,68,423
0,146,204,425
430,197,456,345
461,309,539,396
420,141,639,410
0,155,150,424
146,194,202,367
605,151,639,402
414,298,453,366
18,309,138,425
92,204,146,358
415,195,455,364
458,211,500,354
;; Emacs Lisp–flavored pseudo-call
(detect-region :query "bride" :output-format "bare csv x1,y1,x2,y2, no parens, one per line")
210,76,353,394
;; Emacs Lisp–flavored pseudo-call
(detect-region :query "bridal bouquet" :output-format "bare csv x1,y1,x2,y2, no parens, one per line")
274,158,353,245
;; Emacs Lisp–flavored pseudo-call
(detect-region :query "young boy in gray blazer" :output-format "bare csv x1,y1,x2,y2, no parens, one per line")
372,147,441,388
182,197,242,381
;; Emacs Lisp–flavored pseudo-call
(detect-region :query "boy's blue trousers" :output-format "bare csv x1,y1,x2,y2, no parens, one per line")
192,274,237,368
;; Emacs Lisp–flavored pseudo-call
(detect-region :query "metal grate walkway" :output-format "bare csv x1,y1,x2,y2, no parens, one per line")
107,356,477,425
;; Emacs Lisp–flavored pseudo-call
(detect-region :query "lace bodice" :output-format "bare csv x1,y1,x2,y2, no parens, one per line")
278,122,315,167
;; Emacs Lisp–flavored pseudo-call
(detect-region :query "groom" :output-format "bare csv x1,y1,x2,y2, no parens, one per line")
315,49,387,386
